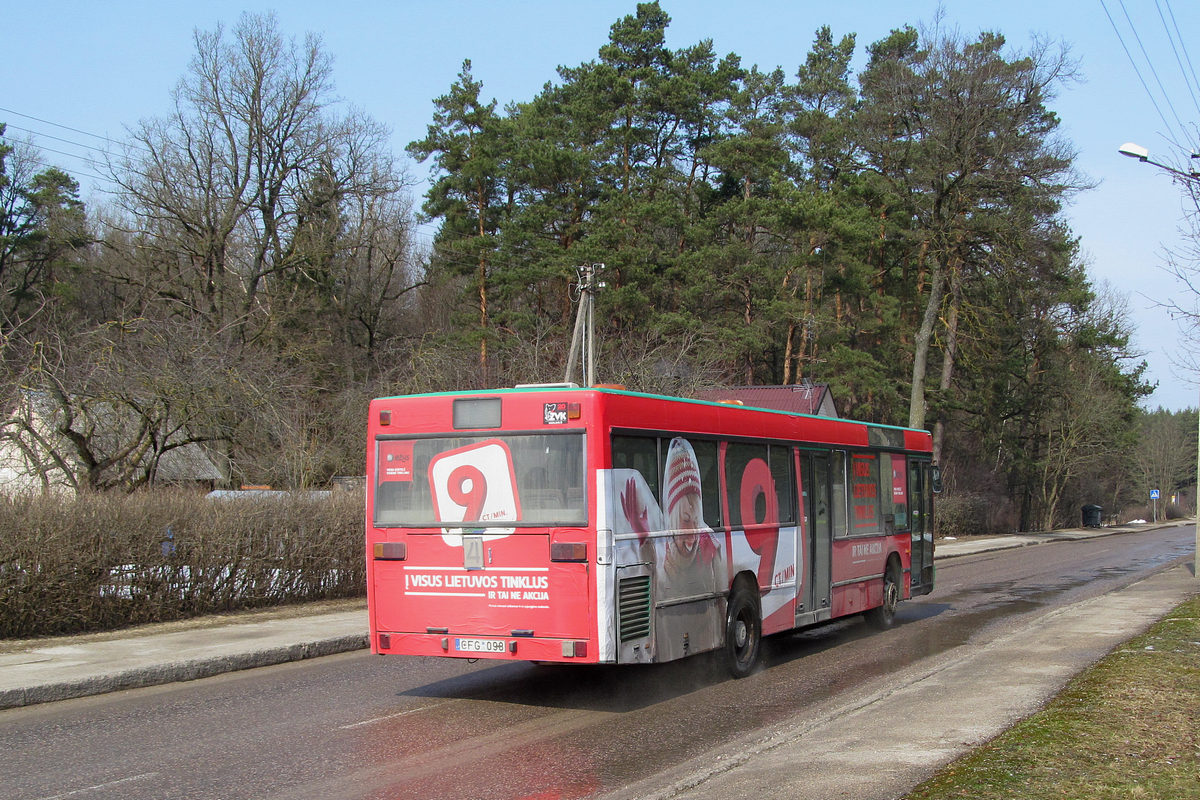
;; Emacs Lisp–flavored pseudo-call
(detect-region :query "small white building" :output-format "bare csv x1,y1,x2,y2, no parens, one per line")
0,391,225,494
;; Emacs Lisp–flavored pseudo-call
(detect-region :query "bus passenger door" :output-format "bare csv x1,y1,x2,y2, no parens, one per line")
801,452,832,618
908,459,935,595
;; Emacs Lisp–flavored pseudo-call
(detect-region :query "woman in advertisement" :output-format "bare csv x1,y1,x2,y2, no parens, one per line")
659,438,726,596
616,437,727,660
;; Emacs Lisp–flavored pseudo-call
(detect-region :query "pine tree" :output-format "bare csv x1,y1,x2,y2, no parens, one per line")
408,60,508,385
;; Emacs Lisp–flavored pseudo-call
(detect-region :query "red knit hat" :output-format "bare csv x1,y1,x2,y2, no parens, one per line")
664,438,702,515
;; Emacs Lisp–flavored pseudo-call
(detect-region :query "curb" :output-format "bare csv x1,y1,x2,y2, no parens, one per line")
0,633,368,710
934,523,1184,560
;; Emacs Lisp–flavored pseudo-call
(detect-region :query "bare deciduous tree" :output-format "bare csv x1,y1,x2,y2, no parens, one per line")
107,12,402,343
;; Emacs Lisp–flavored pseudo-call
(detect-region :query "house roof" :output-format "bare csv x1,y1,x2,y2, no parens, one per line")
4,390,224,486
692,384,838,417
157,442,224,482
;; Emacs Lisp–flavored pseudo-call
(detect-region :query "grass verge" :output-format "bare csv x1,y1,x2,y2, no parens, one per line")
907,595,1200,800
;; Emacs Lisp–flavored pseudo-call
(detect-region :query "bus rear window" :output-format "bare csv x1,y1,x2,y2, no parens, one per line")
373,433,586,527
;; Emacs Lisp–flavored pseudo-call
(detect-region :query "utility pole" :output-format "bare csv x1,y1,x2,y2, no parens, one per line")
564,263,606,387
1119,143,1200,578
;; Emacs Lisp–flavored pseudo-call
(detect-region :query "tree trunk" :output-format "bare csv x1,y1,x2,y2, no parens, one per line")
931,260,963,463
477,188,489,384
783,323,795,385
909,255,945,430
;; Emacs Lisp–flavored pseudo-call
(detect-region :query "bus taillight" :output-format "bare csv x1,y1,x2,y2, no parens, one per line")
550,542,587,562
373,542,407,560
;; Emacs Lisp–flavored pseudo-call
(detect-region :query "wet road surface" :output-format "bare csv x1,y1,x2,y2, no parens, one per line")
1,524,1193,800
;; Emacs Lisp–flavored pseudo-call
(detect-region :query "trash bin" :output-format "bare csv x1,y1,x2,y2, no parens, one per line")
1081,504,1102,528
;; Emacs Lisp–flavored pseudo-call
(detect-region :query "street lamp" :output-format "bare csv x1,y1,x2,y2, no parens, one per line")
1119,141,1200,178
1118,142,1150,161
1119,141,1200,579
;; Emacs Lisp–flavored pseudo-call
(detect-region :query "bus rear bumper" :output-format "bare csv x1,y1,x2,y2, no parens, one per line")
374,631,599,663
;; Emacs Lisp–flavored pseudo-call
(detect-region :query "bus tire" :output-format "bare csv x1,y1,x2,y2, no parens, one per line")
724,584,762,678
866,559,901,630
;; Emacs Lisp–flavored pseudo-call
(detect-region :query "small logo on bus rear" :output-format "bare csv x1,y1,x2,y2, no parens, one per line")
543,402,568,425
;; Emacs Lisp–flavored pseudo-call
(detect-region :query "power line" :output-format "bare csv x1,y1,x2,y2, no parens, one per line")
0,105,133,151
3,130,112,181
1161,0,1200,123
1101,0,1189,149
23,155,110,185
1155,0,1200,124
3,146,111,186
2,122,115,160
0,112,587,278
0,109,130,190
1118,0,1192,147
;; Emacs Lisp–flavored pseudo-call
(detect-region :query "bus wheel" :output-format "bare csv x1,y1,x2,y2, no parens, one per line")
724,585,762,678
866,561,900,630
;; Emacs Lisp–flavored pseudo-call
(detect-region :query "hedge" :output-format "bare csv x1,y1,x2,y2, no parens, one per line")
0,490,365,638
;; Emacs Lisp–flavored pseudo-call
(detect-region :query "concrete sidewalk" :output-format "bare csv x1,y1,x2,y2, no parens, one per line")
0,523,1178,710
612,542,1199,800
0,602,368,709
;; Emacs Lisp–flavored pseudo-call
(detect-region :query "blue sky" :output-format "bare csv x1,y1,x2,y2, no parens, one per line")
3,0,1197,411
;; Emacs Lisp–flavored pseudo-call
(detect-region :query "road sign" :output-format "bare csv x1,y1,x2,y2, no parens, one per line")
1150,489,1160,500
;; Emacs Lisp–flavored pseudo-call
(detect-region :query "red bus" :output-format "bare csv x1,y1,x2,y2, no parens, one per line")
366,385,935,677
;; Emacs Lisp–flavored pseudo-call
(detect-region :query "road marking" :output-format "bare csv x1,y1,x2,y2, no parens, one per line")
37,772,160,799
338,700,454,730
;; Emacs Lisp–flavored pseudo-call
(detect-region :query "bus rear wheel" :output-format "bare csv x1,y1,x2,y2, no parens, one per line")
866,561,900,630
724,585,762,678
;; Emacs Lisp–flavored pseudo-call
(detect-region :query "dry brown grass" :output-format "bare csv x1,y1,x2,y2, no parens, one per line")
908,596,1200,800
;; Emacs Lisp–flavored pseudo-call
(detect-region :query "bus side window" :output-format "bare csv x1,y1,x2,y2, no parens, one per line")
725,442,790,529
849,452,881,535
770,445,795,524
890,453,909,529
811,452,830,531
830,450,848,538
612,435,660,500
689,439,722,527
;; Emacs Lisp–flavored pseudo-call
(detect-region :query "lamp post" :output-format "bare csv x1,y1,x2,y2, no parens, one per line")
1120,141,1200,579
1119,141,1200,178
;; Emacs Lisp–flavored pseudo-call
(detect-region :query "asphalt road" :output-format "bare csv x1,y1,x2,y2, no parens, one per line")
1,524,1194,800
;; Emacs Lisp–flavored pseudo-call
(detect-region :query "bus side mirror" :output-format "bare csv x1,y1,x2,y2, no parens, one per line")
931,465,944,494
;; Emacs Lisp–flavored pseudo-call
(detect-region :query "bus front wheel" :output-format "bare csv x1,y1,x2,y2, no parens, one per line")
724,585,762,678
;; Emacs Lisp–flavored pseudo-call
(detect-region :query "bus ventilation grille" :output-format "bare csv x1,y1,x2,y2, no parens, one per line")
618,575,651,641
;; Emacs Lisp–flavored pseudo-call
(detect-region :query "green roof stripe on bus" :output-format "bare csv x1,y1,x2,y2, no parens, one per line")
374,385,929,435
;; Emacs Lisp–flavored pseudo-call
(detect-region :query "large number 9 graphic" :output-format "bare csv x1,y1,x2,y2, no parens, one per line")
447,464,488,521
739,458,779,591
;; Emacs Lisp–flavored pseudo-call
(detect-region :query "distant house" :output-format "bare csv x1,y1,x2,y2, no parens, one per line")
0,390,225,494
692,383,839,418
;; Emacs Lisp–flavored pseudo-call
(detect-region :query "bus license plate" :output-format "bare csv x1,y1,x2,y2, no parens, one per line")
455,638,506,654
